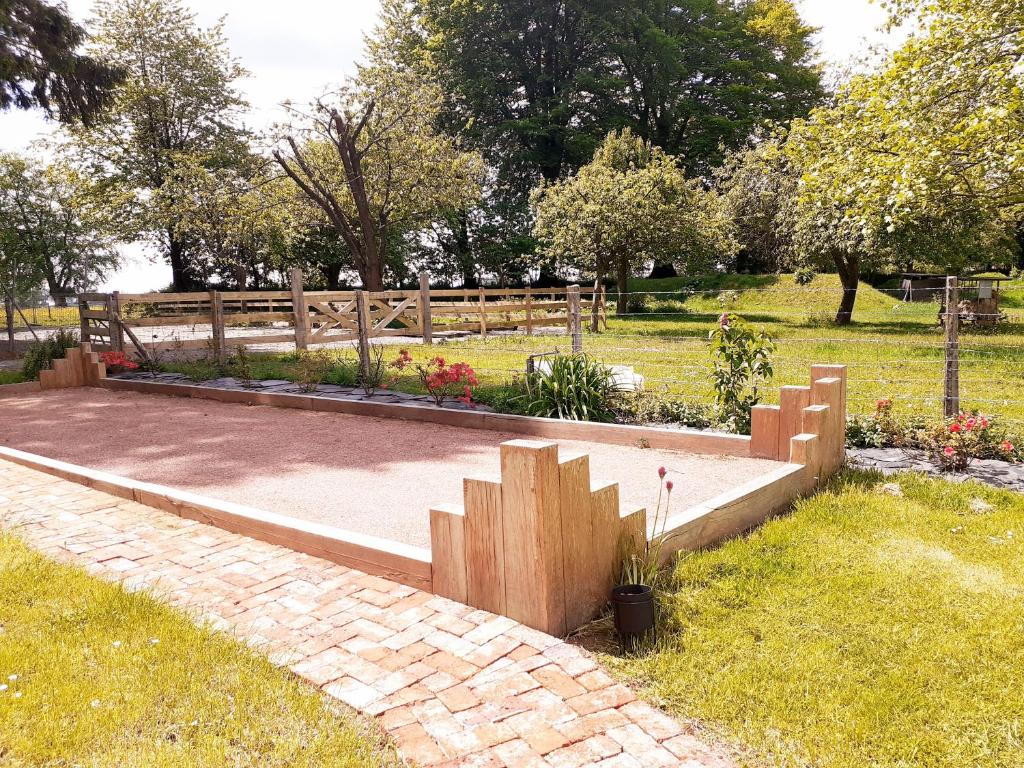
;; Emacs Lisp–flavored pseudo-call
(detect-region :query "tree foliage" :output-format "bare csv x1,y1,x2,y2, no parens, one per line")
273,2,484,291
786,0,1024,322
532,129,736,314
69,0,250,290
0,152,118,303
0,0,121,123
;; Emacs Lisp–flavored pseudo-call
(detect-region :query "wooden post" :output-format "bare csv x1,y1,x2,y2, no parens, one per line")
525,287,534,336
567,284,582,353
355,289,372,382
290,268,308,350
3,292,13,354
78,295,90,345
478,286,487,339
209,289,226,365
419,272,433,345
944,276,960,419
108,292,124,352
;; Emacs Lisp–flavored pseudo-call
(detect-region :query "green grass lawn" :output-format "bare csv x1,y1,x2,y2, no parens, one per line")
0,534,396,768
167,274,1024,431
0,371,25,385
604,471,1024,768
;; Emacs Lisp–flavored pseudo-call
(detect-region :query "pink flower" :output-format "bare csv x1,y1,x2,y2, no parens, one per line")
1002,440,1014,453
665,480,674,492
964,418,976,431
943,446,956,457
980,417,990,429
719,313,730,328
658,466,667,479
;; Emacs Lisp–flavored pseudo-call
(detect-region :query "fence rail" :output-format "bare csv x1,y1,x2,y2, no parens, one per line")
79,271,604,362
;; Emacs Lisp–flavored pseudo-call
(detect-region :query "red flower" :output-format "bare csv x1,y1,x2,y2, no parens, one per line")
1002,440,1015,453
658,466,667,479
949,423,962,433
943,446,956,457
665,480,674,492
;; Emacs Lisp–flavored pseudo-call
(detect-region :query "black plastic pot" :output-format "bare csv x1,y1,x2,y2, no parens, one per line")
611,584,655,651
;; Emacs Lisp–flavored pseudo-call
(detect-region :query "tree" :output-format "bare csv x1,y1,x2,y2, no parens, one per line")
0,152,118,304
155,157,294,290
532,129,736,318
272,3,483,291
613,0,822,175
715,130,799,273
1,0,121,123
68,0,249,290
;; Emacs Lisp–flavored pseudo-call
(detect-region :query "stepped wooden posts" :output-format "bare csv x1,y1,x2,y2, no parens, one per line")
750,365,847,487
430,440,645,636
38,344,107,390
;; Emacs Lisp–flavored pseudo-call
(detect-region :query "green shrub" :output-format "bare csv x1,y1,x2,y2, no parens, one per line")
709,314,775,434
794,266,816,285
21,329,79,380
615,392,714,429
521,353,621,422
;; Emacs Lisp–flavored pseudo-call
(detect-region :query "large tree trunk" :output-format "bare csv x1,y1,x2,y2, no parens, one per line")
168,231,193,291
616,256,630,316
834,253,860,325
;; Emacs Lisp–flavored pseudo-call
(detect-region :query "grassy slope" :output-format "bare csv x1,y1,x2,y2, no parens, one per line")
0,534,396,768
606,471,1024,768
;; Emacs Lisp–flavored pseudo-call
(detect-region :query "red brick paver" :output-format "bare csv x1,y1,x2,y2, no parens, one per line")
0,459,733,767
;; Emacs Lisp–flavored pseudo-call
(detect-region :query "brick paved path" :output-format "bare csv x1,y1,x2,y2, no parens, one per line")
0,459,733,767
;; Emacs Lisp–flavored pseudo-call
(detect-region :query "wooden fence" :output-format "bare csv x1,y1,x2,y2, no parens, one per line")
80,270,605,361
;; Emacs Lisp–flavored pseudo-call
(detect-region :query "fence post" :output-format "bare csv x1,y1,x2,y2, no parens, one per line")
525,287,534,336
355,289,372,382
290,268,308,350
3,292,13,353
419,272,433,345
478,286,488,339
78,295,90,345
944,275,960,419
209,289,226,365
108,292,124,352
568,284,583,353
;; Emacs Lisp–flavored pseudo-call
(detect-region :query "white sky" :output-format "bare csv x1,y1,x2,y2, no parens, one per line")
1,0,898,292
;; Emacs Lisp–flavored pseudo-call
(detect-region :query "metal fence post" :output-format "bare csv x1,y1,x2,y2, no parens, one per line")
355,289,372,382
944,276,960,419
419,272,433,345
568,284,583,354
290,268,308,350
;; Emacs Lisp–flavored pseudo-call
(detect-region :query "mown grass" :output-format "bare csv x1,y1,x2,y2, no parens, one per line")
0,371,25,386
0,534,396,768
604,471,1024,768
161,274,1024,429
0,305,80,330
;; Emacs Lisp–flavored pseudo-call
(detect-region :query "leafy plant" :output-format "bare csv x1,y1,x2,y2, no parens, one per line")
615,392,714,430
392,350,477,406
619,467,675,588
845,398,909,449
521,353,621,422
98,351,139,373
709,313,775,434
360,344,395,396
230,345,255,389
21,329,79,380
915,412,1016,472
293,349,334,393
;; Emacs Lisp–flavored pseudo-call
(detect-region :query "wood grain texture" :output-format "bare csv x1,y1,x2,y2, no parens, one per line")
558,452,594,630
430,504,468,603
589,482,621,613
778,386,811,462
499,440,566,636
750,405,781,460
463,478,505,615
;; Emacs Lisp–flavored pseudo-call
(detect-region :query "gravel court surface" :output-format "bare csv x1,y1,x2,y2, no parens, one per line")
0,388,779,548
